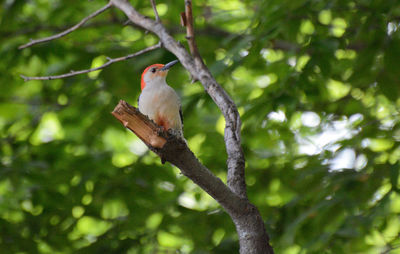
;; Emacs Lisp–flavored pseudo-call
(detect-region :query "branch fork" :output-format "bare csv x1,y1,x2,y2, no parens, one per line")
18,0,274,253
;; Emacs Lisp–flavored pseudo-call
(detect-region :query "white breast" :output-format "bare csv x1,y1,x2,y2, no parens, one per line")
138,83,182,132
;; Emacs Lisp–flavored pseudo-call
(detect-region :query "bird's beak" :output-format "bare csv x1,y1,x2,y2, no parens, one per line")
160,60,179,71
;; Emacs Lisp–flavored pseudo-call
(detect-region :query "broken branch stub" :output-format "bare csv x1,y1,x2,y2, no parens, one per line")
111,100,167,148
111,100,188,164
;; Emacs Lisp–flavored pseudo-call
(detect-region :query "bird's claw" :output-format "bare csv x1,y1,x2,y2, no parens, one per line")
156,126,165,135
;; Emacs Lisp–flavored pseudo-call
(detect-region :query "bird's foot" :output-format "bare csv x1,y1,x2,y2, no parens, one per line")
156,126,165,135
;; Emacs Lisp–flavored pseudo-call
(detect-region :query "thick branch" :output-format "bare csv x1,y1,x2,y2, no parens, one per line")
20,42,161,81
19,0,271,251
111,100,167,149
111,100,242,211
110,0,247,200
183,0,246,199
109,2,272,252
112,100,273,254
18,2,112,50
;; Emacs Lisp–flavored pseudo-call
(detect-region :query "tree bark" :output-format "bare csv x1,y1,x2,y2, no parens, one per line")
112,100,274,254
17,0,275,252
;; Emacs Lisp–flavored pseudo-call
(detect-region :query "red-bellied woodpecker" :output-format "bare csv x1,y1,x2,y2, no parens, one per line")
138,60,184,138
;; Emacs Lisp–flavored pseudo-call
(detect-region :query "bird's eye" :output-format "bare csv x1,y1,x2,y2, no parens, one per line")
151,68,156,73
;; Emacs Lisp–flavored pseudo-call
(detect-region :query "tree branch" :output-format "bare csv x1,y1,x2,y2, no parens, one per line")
18,0,273,251
149,0,161,22
182,0,247,199
111,100,273,254
110,1,273,253
111,101,240,209
18,2,113,50
112,100,167,149
183,0,201,61
110,0,247,199
20,42,161,81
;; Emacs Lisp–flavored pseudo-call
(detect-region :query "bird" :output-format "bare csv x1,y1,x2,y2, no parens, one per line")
138,60,184,139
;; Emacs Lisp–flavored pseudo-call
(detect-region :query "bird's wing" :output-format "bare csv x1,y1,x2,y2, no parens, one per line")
179,107,184,131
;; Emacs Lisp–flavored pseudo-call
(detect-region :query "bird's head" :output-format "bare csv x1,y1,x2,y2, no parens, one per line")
141,60,179,90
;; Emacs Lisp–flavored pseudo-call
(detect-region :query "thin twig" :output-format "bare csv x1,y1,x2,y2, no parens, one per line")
149,0,160,22
20,42,161,81
184,0,201,60
18,2,113,50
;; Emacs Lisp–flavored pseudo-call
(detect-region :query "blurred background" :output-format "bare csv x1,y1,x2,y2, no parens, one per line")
1,0,400,253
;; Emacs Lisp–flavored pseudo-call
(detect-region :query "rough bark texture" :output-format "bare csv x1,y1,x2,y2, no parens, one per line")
20,0,273,254
111,100,166,148
111,0,247,202
17,0,274,252
111,100,274,254
110,1,274,253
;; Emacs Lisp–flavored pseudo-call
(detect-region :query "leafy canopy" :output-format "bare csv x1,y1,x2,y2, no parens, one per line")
1,0,400,253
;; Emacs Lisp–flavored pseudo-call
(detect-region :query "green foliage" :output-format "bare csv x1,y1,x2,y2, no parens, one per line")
1,0,400,253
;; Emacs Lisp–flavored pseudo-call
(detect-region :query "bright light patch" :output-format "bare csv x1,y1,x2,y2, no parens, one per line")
30,112,65,145
129,139,148,156
178,192,197,209
215,48,226,61
239,49,249,57
156,3,168,16
212,229,225,246
0,179,11,196
297,116,360,155
331,18,347,37
335,49,356,59
260,48,284,63
365,230,386,246
300,20,315,35
327,79,350,101
88,55,107,79
72,206,85,218
256,74,277,88
103,128,138,167
248,88,263,100
283,245,301,254
387,22,398,35
144,34,157,46
391,193,400,213
330,148,356,171
288,57,296,67
355,154,368,171
121,26,141,41
289,112,302,130
101,199,129,219
158,181,175,192
178,190,217,211
318,10,332,25
21,200,43,216
57,94,68,105
349,113,364,126
301,111,320,127
157,231,189,248
85,181,94,192
268,110,286,122
112,152,136,168
295,55,310,71
368,138,394,152
216,116,225,136
82,194,93,205
146,213,163,229
188,134,206,155
75,216,112,236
